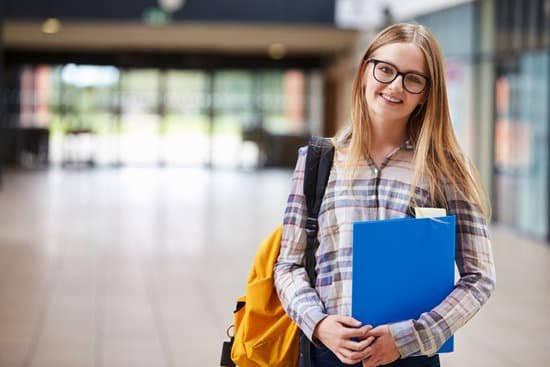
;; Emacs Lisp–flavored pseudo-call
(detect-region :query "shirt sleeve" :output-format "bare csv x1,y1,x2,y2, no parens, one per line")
273,147,328,342
389,180,497,357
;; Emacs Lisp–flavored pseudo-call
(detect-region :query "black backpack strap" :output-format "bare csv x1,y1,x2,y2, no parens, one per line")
301,136,334,367
303,136,334,287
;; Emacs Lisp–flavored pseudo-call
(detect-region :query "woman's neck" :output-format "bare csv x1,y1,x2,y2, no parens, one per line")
368,118,408,153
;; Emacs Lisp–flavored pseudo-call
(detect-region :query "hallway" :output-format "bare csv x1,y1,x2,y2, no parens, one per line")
0,167,548,367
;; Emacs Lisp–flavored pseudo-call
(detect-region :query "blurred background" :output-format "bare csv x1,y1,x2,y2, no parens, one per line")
0,0,548,366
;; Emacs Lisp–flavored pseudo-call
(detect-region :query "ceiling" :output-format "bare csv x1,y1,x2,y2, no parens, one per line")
3,21,359,57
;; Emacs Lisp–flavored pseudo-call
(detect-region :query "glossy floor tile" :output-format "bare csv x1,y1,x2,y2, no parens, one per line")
0,167,548,367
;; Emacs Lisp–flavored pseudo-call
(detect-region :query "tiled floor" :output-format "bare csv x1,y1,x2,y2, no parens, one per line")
0,167,548,367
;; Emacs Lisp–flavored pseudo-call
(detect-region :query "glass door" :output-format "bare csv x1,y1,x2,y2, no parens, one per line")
163,71,209,166
119,69,161,165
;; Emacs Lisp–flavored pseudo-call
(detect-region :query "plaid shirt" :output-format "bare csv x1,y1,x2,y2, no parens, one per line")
274,142,496,357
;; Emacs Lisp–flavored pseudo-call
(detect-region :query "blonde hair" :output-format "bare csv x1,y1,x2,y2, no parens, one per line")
335,23,490,218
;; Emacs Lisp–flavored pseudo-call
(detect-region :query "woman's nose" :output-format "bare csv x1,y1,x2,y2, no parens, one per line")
388,74,404,91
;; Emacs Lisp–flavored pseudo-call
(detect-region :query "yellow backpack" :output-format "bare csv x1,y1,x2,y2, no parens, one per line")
220,137,334,367
231,225,299,367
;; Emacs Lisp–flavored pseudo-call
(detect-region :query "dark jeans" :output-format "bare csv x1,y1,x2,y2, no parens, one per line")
300,334,440,367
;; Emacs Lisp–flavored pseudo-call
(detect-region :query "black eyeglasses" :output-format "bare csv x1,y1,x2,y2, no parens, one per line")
366,58,429,94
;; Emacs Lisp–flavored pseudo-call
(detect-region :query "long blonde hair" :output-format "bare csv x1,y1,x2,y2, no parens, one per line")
335,23,490,218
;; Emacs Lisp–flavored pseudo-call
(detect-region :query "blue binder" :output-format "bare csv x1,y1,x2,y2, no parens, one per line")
352,216,456,353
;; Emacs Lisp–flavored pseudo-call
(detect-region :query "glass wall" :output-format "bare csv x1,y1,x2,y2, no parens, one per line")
493,0,550,239
45,64,120,166
118,69,161,165
211,71,255,167
6,65,313,168
163,71,209,165
415,3,478,159
494,52,549,237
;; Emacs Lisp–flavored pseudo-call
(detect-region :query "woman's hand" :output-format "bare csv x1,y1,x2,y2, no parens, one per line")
313,315,375,365
361,325,400,367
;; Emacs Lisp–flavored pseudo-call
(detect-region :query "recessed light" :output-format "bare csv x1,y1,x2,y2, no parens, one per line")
268,43,286,60
42,18,62,34
158,0,186,13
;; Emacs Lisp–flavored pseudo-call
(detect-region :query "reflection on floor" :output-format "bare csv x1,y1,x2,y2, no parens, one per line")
0,168,548,367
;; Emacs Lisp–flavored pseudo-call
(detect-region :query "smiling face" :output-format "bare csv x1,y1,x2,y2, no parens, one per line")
363,42,428,127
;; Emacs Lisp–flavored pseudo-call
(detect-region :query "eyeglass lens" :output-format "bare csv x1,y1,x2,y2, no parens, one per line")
373,62,427,93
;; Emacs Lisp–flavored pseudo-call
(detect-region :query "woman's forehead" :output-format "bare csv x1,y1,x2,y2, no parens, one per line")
370,42,426,74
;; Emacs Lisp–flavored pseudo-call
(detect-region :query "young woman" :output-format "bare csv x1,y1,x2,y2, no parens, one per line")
274,23,496,367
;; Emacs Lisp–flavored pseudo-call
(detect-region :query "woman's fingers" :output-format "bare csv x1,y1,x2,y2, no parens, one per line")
334,336,376,364
339,344,374,362
314,315,379,365
336,349,364,365
356,336,376,351
357,345,375,360
341,335,375,351
340,323,373,339
334,315,363,328
336,323,375,363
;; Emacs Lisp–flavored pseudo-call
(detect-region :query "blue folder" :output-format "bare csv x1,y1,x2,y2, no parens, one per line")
352,216,456,353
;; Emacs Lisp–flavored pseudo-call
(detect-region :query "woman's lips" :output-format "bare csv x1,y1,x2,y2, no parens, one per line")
380,93,403,104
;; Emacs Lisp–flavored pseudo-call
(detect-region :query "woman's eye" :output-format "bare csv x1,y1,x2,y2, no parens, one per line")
408,76,422,84
379,66,393,74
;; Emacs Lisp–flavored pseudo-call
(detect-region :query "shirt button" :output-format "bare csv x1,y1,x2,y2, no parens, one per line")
369,195,376,200
373,168,379,175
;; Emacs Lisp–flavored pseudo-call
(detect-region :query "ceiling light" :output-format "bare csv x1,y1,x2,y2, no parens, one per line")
42,18,62,34
268,43,286,60
158,0,186,13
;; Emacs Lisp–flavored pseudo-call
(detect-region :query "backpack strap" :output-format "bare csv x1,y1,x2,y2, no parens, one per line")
303,136,334,287
301,136,334,367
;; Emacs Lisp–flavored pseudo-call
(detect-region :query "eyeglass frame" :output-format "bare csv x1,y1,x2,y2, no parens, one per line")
365,58,430,94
